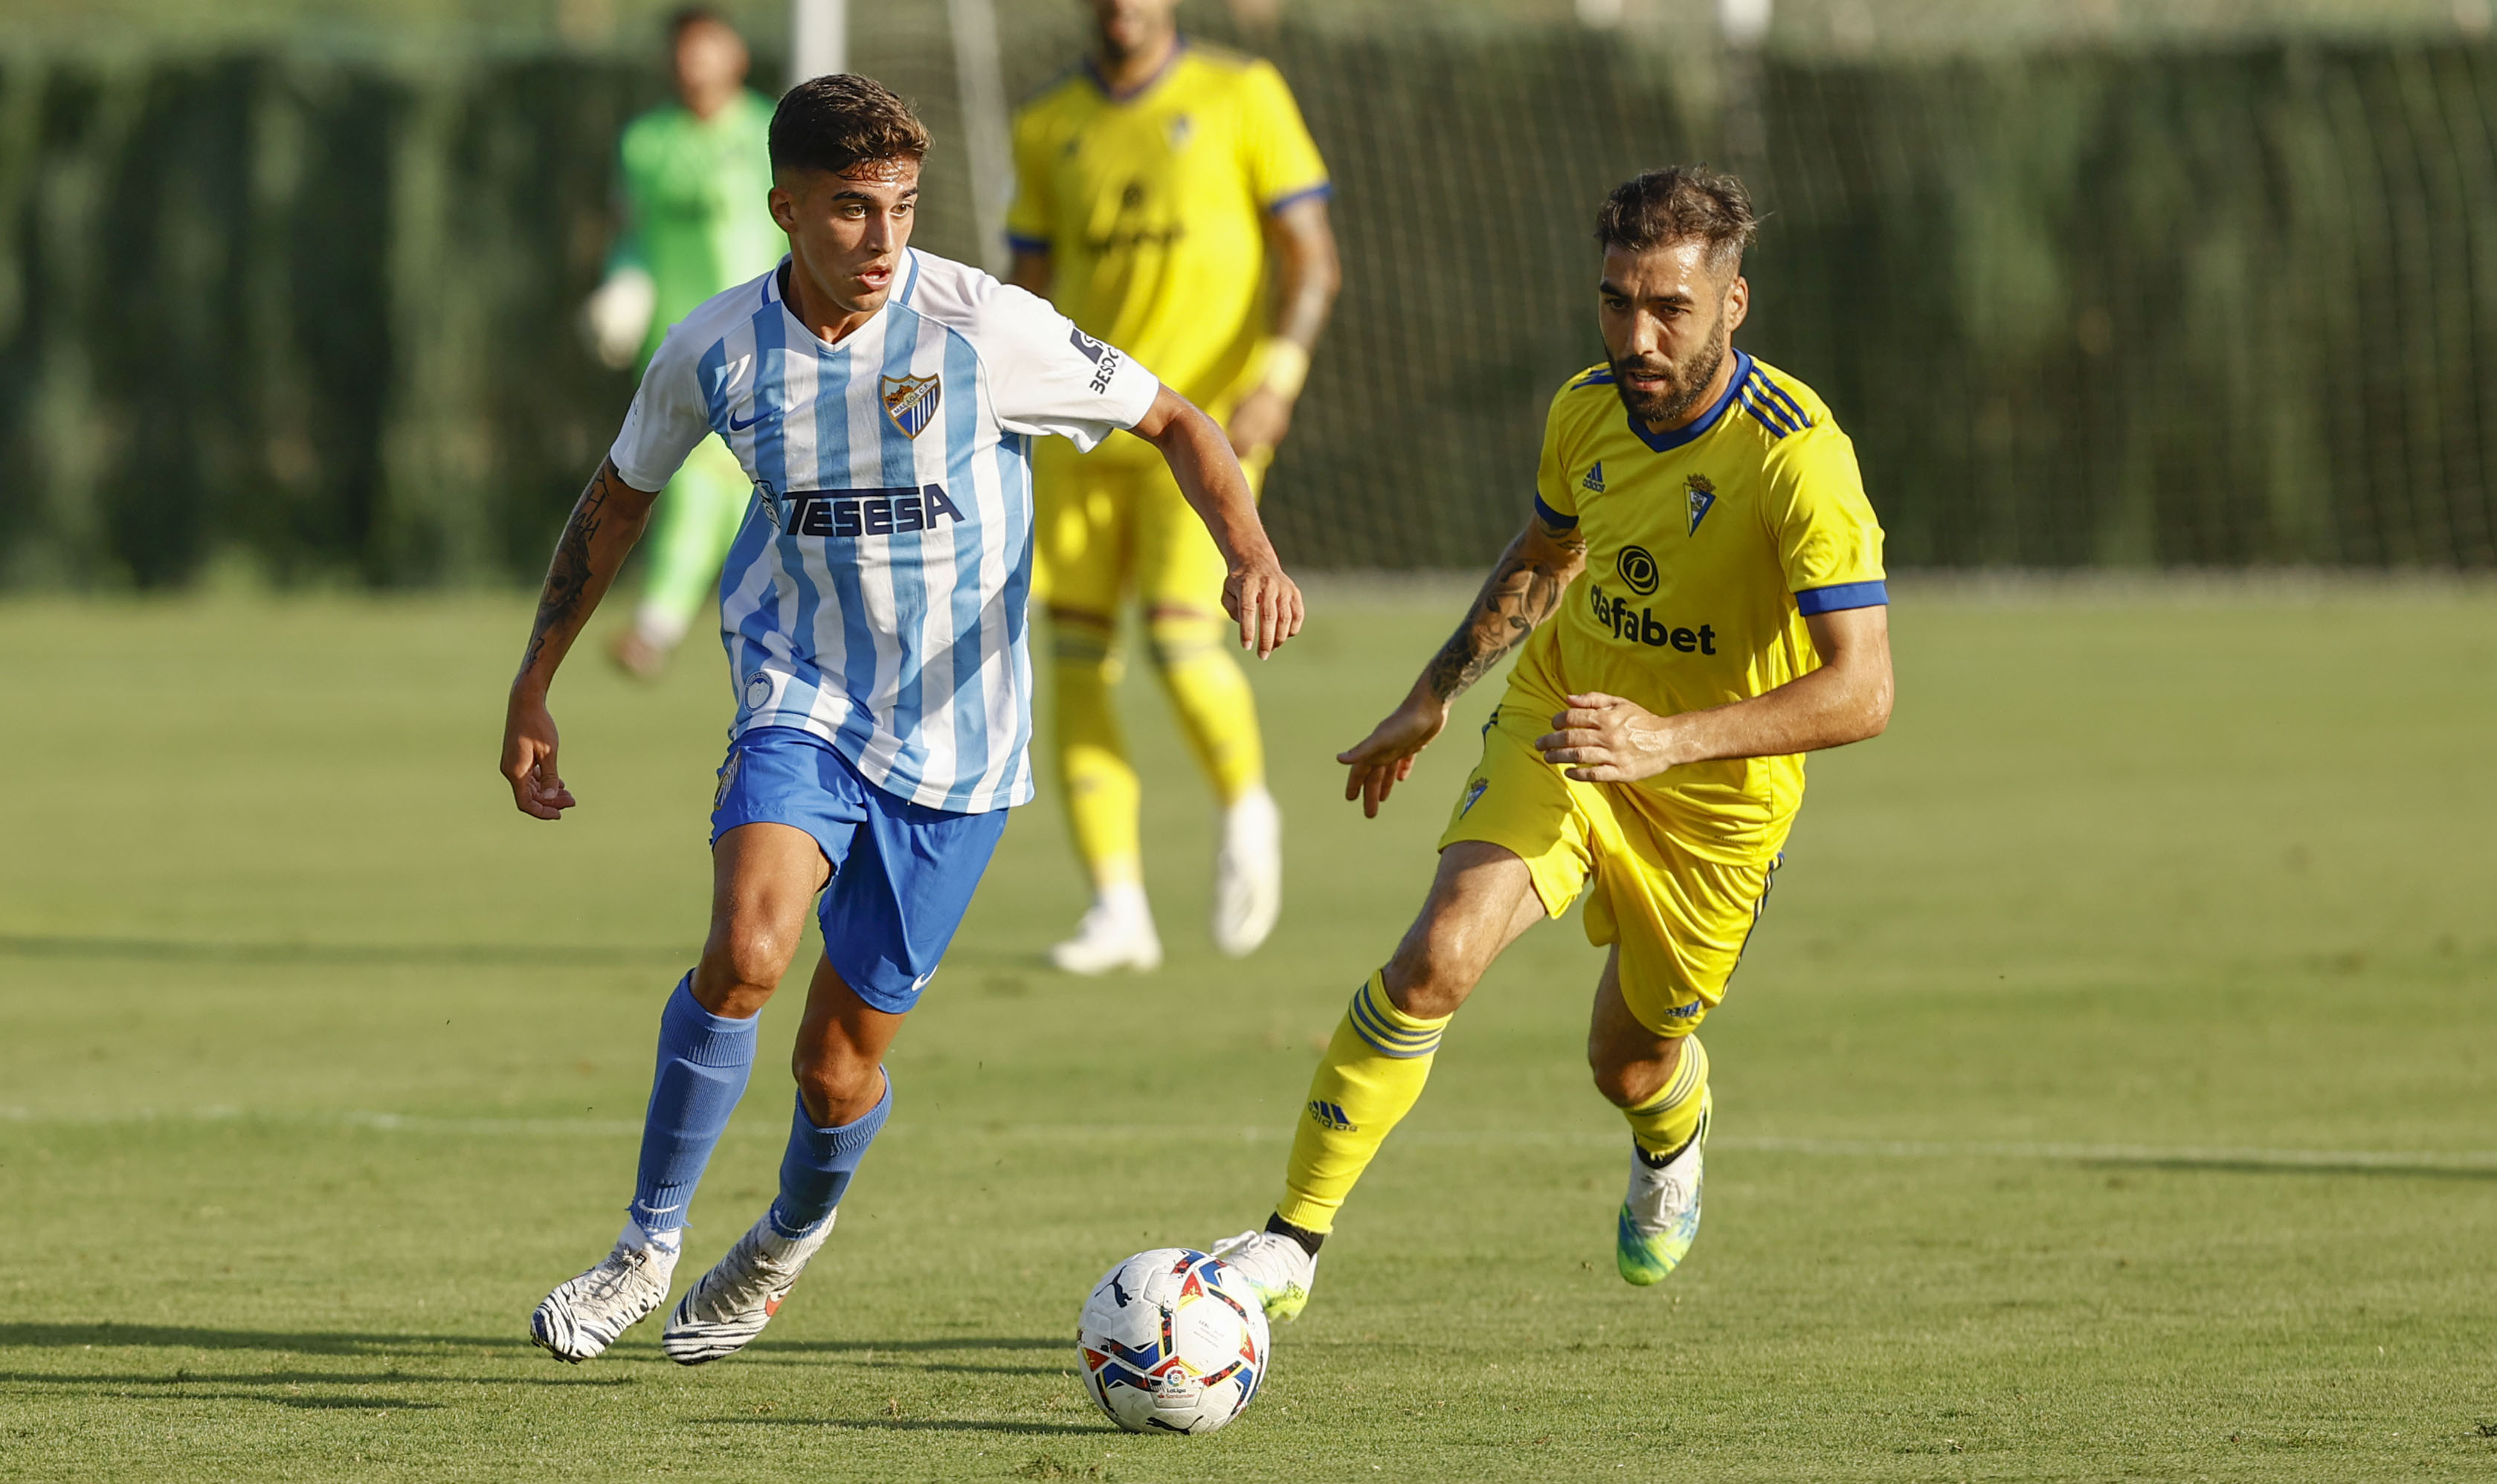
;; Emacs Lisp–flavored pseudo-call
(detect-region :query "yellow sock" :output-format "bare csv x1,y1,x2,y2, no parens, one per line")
1622,1035,1710,1158
1051,612,1141,888
1146,608,1264,807
1275,972,1452,1234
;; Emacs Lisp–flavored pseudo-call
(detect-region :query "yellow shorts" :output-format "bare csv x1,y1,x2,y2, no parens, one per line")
1032,438,1269,618
1439,701,1779,1037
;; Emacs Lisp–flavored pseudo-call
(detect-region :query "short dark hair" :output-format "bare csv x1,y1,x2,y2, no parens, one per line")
770,74,930,178
667,7,729,41
1595,167,1756,269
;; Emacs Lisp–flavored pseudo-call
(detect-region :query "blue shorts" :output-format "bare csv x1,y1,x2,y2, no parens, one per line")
709,726,1009,1014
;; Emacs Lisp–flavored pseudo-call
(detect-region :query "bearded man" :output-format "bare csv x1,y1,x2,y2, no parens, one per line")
1207,167,1894,1317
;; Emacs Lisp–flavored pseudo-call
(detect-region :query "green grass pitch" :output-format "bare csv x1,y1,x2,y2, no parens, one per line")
2,581,2494,1482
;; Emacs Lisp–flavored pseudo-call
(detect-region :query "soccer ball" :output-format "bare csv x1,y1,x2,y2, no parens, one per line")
1074,1248,1269,1435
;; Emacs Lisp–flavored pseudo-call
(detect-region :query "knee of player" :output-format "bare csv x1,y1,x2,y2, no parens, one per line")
1143,608,1221,672
701,925,799,999
1048,612,1122,674
1584,1048,1644,1108
1382,944,1480,1019
790,1042,879,1111
1585,1034,1684,1109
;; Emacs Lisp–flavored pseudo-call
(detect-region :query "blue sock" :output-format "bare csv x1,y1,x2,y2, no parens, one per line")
627,975,758,1239
769,1072,892,1239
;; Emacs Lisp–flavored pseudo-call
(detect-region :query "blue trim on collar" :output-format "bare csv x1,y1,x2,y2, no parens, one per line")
1625,349,1753,454
898,250,923,306
1086,37,1187,103
1005,233,1051,256
1794,580,1888,615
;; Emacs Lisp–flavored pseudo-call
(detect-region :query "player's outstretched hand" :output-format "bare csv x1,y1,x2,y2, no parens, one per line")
1337,694,1448,819
1537,692,1678,783
1222,555,1304,659
502,688,578,820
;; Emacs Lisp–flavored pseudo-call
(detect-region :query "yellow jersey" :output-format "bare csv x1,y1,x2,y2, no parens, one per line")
1007,43,1330,462
1515,351,1887,865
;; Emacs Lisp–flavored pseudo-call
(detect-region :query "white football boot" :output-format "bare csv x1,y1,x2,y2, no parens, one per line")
1616,1091,1710,1285
1210,788,1282,958
530,1236,676,1363
1209,1228,1318,1323
660,1211,835,1365
1049,884,1163,975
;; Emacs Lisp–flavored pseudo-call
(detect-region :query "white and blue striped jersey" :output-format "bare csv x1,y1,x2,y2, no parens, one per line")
609,250,1160,813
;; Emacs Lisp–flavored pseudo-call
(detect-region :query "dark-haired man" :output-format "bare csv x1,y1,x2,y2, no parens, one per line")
587,7,785,680
1210,167,1892,1320
500,74,1301,1364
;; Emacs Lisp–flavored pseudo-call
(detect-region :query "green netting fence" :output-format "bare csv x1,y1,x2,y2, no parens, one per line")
4,26,2495,587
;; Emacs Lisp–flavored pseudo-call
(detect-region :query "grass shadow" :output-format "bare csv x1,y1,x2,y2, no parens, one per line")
0,1370,630,1390
0,934,683,968
0,1323,539,1357
697,1416,1108,1436
234,1393,449,1412
2081,1157,2497,1181
747,1336,1066,1355
735,1357,1066,1378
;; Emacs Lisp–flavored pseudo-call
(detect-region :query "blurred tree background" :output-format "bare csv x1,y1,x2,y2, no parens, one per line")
3,0,2495,585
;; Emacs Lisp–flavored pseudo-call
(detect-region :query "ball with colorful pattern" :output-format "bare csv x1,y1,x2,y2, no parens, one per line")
1074,1248,1269,1435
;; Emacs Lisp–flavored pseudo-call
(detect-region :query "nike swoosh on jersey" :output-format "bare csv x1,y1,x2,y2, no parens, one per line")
728,407,771,432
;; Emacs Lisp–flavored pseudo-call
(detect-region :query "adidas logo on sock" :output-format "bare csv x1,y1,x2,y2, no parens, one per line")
1306,1099,1358,1132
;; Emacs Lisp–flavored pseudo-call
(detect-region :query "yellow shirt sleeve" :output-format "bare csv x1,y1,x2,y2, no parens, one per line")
1005,103,1055,254
1238,60,1330,211
1533,382,1582,528
1760,425,1887,613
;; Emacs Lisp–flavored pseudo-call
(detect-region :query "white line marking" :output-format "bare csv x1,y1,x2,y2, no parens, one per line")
7,1107,2495,1170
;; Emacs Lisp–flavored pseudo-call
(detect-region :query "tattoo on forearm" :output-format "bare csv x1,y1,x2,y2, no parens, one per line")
518,465,617,682
1423,519,1579,703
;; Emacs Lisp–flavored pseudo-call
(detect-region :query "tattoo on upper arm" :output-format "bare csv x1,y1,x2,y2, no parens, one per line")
1420,516,1585,703
518,464,618,680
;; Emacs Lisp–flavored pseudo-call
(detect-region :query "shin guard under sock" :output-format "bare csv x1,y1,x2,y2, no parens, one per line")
1273,971,1451,1235
628,975,759,1237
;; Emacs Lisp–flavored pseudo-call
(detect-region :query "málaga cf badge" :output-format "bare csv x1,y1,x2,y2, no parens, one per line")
881,373,941,440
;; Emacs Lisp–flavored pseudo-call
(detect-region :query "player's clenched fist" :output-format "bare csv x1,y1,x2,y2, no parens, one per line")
1223,558,1305,659
1536,691,1681,783
502,689,579,820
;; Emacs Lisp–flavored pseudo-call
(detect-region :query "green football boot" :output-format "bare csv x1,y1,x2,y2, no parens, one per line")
1616,1090,1710,1286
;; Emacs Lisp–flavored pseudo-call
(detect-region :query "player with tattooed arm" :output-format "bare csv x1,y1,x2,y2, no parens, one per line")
498,75,1300,1364
1208,167,1892,1316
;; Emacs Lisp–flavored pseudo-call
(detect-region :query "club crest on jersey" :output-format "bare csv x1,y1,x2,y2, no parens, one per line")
1460,778,1489,816
1685,474,1717,535
881,373,941,439
1582,461,1605,493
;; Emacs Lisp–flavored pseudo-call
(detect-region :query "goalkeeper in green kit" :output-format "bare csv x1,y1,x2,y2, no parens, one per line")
584,7,785,678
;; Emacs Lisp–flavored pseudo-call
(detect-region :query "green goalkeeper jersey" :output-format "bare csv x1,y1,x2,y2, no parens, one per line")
610,89,784,368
